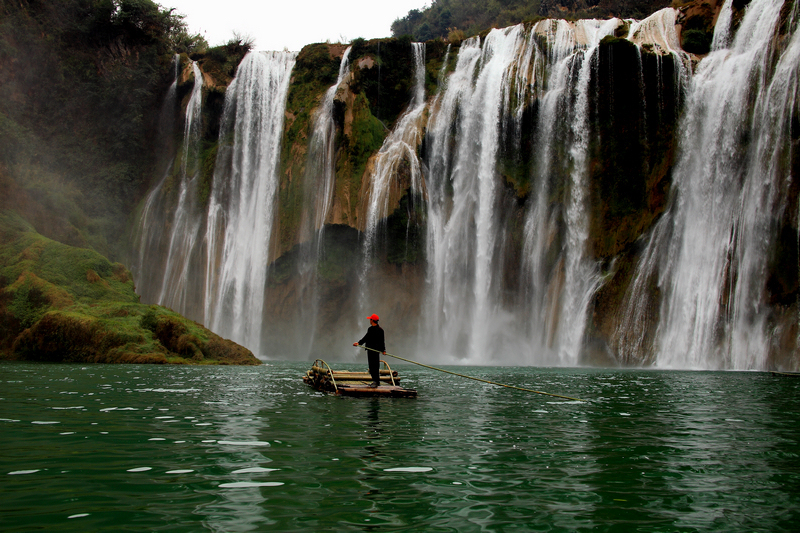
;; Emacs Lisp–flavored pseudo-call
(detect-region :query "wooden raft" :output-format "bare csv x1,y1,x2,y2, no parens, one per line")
303,359,417,398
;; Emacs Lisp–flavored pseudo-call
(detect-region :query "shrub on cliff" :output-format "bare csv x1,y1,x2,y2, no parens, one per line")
681,29,712,54
391,0,672,41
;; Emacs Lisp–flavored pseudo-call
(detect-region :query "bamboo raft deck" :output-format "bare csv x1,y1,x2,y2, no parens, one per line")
303,359,417,398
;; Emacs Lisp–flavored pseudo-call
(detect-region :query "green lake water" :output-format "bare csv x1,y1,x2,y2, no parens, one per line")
1,361,799,532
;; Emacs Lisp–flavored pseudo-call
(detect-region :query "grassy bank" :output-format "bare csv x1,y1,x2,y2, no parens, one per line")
0,210,258,365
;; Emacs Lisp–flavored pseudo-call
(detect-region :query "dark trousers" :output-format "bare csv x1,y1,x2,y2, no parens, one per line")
368,351,380,383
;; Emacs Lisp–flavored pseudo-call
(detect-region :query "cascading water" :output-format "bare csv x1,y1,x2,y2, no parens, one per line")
157,60,205,314
554,19,618,365
421,20,625,364
302,46,353,241
203,51,296,356
520,18,622,365
608,9,694,365
289,47,352,356
360,43,427,281
132,54,179,300
652,0,798,369
423,26,534,362
521,19,578,355
133,5,799,370
133,59,205,317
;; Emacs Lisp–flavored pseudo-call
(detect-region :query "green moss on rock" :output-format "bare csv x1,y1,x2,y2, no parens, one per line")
0,210,259,365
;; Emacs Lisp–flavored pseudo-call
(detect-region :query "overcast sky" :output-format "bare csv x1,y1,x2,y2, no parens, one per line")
162,0,430,52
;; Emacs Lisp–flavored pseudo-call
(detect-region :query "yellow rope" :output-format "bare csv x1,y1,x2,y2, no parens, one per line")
359,346,587,402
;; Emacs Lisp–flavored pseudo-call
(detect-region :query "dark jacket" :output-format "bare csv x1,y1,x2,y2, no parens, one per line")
358,325,385,353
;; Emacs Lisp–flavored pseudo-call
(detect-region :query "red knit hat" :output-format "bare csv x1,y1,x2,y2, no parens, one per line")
367,314,380,321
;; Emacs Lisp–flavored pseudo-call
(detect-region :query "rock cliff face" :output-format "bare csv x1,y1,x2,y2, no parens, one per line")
132,0,800,370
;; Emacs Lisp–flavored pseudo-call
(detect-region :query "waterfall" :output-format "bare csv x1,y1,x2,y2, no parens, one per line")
615,0,800,369
423,26,533,362
158,61,205,313
656,0,797,369
608,9,692,365
557,19,620,365
302,46,353,240
133,59,205,317
290,46,352,357
204,51,297,356
521,19,621,365
133,6,799,369
132,54,179,302
361,43,427,268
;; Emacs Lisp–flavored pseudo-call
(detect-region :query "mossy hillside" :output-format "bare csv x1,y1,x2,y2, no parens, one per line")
349,36,423,128
338,92,388,224
421,39,453,96
0,0,193,261
0,211,258,365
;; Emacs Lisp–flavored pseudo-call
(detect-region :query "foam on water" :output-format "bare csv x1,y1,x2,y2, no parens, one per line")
383,467,433,473
219,481,284,488
232,467,279,474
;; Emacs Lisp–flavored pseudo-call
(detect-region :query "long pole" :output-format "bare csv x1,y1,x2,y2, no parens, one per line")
359,346,587,402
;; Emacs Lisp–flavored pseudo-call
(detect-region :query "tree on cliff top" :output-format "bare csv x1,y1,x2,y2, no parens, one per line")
391,0,671,41
0,0,205,259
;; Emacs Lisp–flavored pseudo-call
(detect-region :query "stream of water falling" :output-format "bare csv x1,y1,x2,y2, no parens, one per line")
423,27,533,362
203,51,297,356
290,47,352,357
422,20,626,364
616,0,800,370
132,59,205,318
131,56,180,304
158,61,205,314
358,43,427,310
303,47,353,240
132,6,800,370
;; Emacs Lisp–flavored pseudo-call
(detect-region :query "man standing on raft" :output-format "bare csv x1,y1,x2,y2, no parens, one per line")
354,314,386,387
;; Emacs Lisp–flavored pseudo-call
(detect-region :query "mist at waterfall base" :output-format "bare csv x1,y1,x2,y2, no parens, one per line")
133,2,800,370
3,362,799,531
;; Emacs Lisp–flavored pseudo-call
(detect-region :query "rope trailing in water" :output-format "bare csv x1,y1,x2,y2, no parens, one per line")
360,346,587,402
